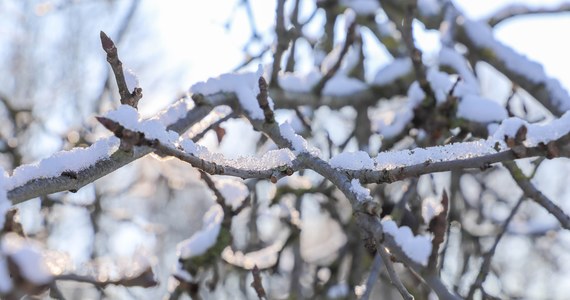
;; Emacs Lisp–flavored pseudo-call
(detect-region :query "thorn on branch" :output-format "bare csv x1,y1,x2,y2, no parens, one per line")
256,77,275,123
99,31,142,108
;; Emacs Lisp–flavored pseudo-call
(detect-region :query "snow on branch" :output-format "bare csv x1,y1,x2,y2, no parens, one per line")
190,65,273,121
177,204,224,260
8,138,119,192
0,233,53,296
98,105,297,181
486,3,570,27
382,219,432,266
458,19,570,116
344,111,570,183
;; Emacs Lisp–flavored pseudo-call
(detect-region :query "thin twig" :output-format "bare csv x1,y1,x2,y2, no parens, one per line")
360,253,384,300
250,265,267,300
55,267,158,288
269,0,290,88
399,1,435,102
377,245,414,300
488,3,570,27
466,196,524,299
99,31,142,108
256,77,275,123
350,132,570,184
503,161,570,229
93,0,140,110
312,19,358,95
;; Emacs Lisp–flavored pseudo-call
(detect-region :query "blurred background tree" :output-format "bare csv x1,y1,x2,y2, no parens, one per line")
1,0,570,299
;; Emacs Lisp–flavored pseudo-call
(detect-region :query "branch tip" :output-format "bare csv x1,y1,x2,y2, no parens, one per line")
100,31,115,52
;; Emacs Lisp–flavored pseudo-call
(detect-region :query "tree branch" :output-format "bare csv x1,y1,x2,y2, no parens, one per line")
99,31,142,108
377,246,414,300
466,196,524,299
503,161,570,229
487,3,570,27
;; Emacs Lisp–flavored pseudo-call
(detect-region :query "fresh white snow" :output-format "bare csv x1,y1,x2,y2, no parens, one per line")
2,233,52,285
213,177,249,210
422,196,444,224
105,105,179,144
124,68,140,93
190,65,273,120
330,151,375,170
457,94,508,123
350,179,372,202
180,139,296,171
382,219,432,266
373,58,412,86
177,204,224,259
8,137,120,189
463,19,570,112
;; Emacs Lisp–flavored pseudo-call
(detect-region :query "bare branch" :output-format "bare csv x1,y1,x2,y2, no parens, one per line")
256,77,275,123
55,267,158,288
250,265,267,300
427,191,449,271
377,246,414,300
466,196,524,299
312,18,358,95
503,161,570,229
360,253,383,300
269,0,290,88
99,31,142,108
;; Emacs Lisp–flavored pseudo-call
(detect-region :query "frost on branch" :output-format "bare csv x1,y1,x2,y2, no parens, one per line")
278,122,320,155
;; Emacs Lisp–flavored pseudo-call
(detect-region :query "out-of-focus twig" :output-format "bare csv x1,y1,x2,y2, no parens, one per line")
250,265,267,300
466,196,524,299
312,18,358,95
503,161,570,229
360,253,384,300
487,3,570,27
269,0,290,88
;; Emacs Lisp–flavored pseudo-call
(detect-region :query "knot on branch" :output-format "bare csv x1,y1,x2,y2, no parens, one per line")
191,93,208,106
270,166,294,183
